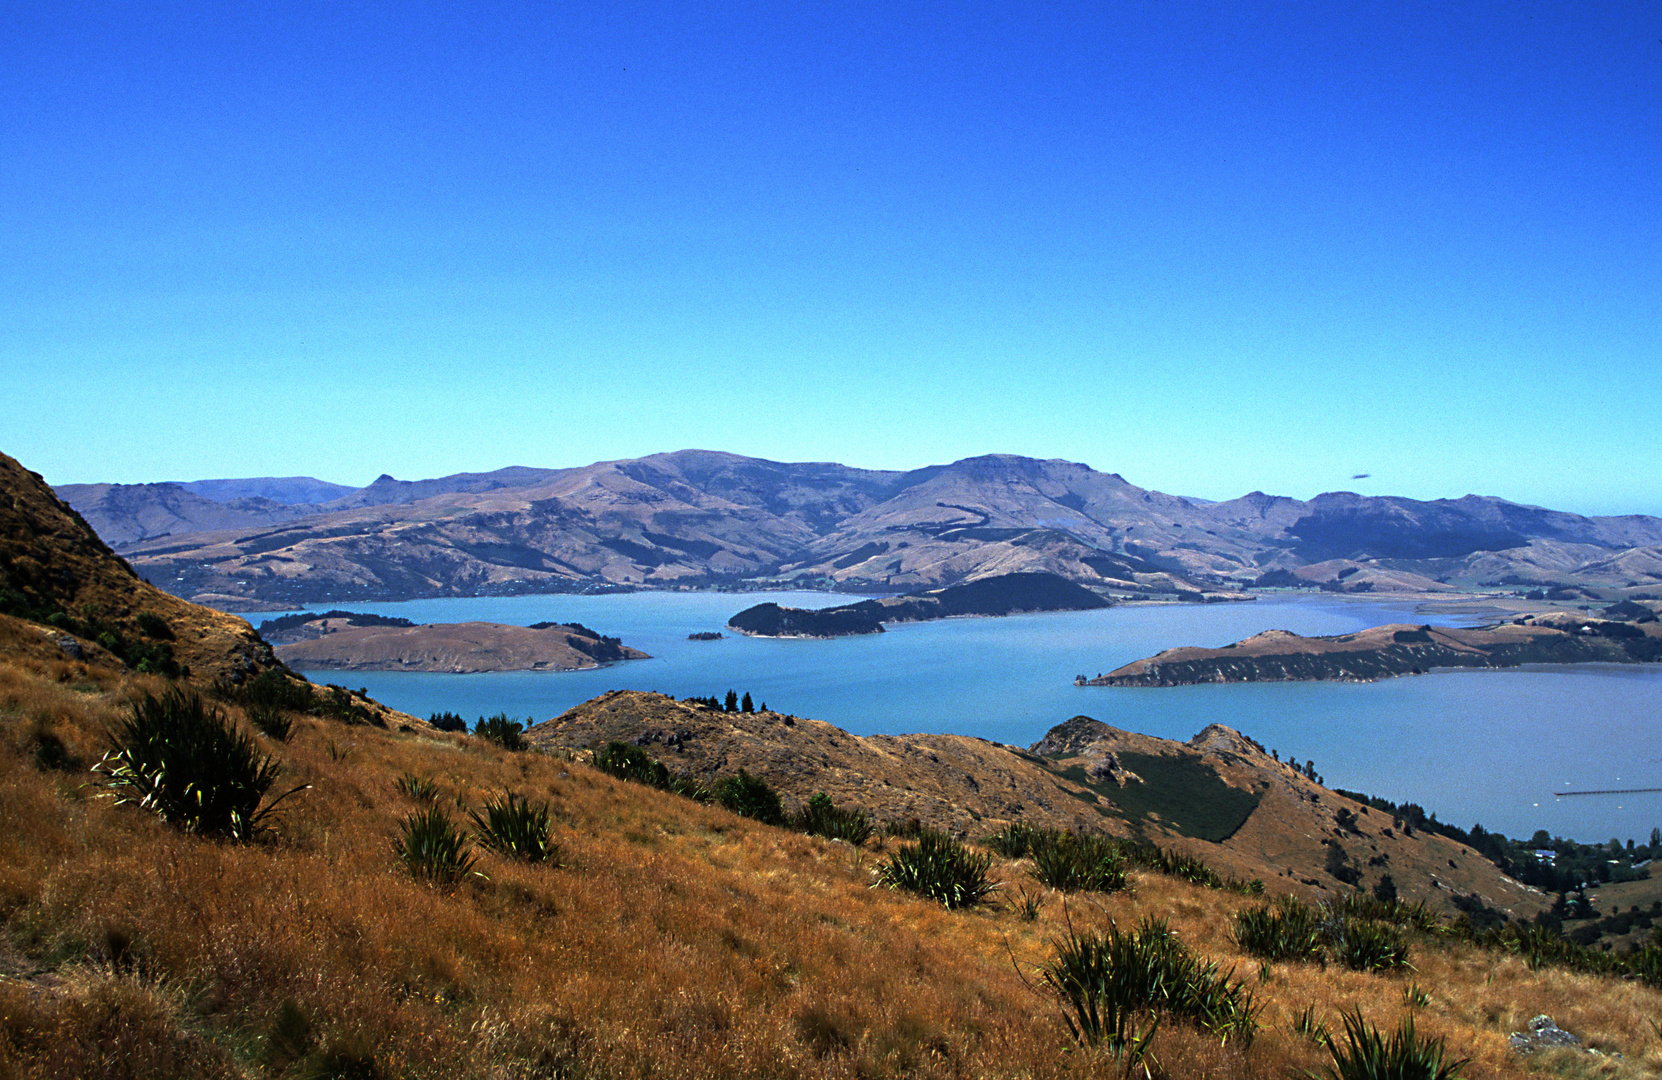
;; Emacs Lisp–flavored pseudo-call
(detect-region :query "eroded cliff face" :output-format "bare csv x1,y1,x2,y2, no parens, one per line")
1090,618,1662,686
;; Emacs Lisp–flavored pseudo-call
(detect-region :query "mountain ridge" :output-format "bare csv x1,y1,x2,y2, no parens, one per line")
52,450,1662,606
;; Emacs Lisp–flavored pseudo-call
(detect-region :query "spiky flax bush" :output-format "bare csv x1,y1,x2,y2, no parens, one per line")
94,689,306,840
469,792,555,863
874,831,997,909
792,791,873,845
1233,898,1326,962
1030,831,1128,893
1043,915,1256,1051
1316,1007,1467,1080
394,806,479,884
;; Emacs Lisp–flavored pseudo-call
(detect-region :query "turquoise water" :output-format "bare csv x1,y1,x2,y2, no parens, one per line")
248,592,1662,843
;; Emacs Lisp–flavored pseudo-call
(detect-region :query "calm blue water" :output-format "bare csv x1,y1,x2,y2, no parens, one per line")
244,593,1662,843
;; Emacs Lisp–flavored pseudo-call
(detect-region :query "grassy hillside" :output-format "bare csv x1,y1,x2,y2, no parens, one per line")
5,650,1662,1079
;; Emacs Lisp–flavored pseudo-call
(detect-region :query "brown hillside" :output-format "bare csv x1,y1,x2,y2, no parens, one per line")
530,691,1544,920
275,620,651,673
0,451,282,685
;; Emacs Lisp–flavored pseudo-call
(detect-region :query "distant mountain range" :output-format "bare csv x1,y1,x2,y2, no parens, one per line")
52,450,1662,606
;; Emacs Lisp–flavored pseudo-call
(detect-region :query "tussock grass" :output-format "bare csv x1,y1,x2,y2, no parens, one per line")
2,654,1661,1079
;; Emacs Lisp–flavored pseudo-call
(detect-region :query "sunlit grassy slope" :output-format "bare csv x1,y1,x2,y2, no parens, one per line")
3,643,1661,1080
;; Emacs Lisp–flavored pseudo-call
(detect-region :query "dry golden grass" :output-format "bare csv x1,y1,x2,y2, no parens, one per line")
1,658,1660,1079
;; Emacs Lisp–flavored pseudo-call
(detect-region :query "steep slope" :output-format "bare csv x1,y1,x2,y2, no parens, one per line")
0,452,284,684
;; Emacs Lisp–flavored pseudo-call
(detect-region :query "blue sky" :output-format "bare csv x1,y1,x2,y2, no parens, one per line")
3,2,1658,515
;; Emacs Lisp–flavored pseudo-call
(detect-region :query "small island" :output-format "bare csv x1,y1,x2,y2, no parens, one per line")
265,612,649,673
687,631,724,641
1085,612,1662,687
728,571,1109,638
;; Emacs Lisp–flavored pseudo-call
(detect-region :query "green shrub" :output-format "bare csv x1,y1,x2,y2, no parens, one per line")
248,703,293,743
469,792,556,863
394,773,440,803
239,669,317,713
792,792,873,845
985,821,1046,858
94,689,307,841
714,769,785,826
1031,832,1128,893
874,832,998,909
595,741,671,787
135,611,173,639
473,713,526,750
1043,915,1256,1052
1314,1007,1467,1080
1334,920,1412,974
1234,898,1326,962
394,806,479,884
428,711,468,733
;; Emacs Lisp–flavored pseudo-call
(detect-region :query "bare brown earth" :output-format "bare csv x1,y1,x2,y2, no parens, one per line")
275,620,649,673
530,689,1544,920
1092,615,1662,686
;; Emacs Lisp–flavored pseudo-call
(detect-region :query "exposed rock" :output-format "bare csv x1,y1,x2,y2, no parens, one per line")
1508,1015,1583,1055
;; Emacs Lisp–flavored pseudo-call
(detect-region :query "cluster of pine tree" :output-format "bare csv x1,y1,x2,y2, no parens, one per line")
682,690,766,714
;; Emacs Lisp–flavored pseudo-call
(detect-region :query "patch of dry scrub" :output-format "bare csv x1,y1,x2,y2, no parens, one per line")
1,657,1660,1079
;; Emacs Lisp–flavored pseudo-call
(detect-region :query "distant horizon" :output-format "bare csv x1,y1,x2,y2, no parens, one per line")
6,5,1658,520
40,447,1662,522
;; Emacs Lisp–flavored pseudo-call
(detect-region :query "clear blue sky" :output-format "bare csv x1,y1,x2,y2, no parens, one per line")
3,2,1658,515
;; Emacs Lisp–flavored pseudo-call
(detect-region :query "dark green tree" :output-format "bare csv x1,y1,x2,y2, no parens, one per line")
740,692,753,714
723,689,739,713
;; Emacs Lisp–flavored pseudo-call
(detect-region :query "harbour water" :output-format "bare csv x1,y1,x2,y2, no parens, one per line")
246,591,1662,843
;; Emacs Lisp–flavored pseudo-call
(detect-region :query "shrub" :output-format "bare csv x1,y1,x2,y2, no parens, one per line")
1043,915,1256,1052
792,792,873,845
874,832,998,909
428,711,468,733
1334,920,1412,973
395,773,441,803
984,821,1045,858
470,792,556,863
595,741,671,787
1314,1007,1467,1080
1031,832,1128,893
393,806,479,884
135,611,174,640
94,690,307,841
714,769,785,827
1234,899,1326,962
248,703,293,743
473,713,526,751
239,669,316,713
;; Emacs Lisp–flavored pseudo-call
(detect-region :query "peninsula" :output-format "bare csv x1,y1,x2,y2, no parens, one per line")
727,570,1109,638
1086,612,1662,687
270,615,648,673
